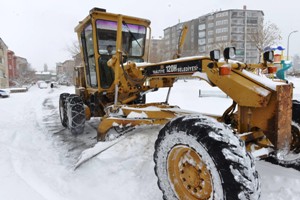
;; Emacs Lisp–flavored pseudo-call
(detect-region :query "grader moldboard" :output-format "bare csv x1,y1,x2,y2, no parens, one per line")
59,8,300,200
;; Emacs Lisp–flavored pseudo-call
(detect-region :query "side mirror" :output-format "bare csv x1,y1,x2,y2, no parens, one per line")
263,51,274,62
224,47,236,60
210,50,220,61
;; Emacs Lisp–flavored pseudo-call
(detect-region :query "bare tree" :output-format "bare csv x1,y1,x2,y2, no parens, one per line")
66,40,82,66
66,40,80,57
13,63,36,86
248,21,282,54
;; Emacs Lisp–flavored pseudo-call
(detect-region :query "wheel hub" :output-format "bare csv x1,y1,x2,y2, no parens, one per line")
167,145,212,200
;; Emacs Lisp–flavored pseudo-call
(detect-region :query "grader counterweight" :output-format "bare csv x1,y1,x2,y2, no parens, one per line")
59,8,300,200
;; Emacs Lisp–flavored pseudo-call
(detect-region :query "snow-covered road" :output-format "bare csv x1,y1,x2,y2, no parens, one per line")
1,79,300,200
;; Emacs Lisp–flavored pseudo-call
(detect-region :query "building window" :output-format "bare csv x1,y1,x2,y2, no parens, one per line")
208,38,214,44
232,34,244,41
199,31,206,38
247,18,258,24
208,30,214,36
208,23,214,28
208,15,214,20
247,12,258,17
236,50,245,56
198,38,206,45
198,24,205,31
216,11,228,18
247,27,257,33
232,19,244,25
222,27,228,32
199,46,206,53
216,20,222,26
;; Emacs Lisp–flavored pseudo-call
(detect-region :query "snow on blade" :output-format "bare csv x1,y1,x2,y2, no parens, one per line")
242,69,286,91
127,111,148,119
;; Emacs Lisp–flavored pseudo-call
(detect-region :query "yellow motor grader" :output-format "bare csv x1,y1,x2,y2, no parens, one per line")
59,8,300,200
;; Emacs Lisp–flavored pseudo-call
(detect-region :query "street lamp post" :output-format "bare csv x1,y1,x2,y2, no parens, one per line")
287,30,298,60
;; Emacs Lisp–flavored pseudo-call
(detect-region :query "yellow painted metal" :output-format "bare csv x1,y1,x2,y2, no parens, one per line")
167,146,212,200
97,117,168,140
97,103,196,140
205,65,272,107
84,105,91,121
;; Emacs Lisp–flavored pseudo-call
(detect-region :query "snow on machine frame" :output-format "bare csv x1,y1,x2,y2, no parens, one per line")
59,7,300,200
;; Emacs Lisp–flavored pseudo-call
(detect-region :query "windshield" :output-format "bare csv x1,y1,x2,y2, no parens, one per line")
96,19,146,58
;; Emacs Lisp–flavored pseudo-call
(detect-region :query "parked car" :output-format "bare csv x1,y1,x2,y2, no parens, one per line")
39,82,48,89
0,89,10,98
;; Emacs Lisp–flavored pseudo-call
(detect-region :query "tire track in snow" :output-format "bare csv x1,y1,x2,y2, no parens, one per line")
40,92,98,166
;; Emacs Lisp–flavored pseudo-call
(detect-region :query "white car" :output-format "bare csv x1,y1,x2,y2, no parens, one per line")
39,82,48,89
0,89,10,98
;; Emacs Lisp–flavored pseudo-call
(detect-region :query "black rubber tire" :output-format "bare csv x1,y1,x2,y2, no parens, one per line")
292,100,300,125
154,115,261,200
66,95,86,135
263,99,300,170
265,121,300,171
59,93,70,127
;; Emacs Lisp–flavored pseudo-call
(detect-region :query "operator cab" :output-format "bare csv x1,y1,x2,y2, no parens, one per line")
75,8,151,90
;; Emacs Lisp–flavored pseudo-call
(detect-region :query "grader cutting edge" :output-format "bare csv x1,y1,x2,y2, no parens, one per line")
59,8,300,199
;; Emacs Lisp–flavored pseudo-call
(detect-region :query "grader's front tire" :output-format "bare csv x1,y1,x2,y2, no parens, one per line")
154,115,261,200
59,93,70,127
66,95,86,135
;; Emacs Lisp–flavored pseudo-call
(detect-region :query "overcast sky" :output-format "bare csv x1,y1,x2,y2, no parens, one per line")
1,0,299,70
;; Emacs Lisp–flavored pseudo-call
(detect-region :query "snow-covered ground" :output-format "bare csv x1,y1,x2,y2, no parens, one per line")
1,78,300,200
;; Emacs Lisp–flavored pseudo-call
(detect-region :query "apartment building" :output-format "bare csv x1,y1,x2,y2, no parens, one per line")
163,6,264,63
148,38,165,62
7,50,17,80
0,38,8,88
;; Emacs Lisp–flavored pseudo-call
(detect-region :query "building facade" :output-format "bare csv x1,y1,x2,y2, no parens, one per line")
0,38,9,88
148,38,165,63
56,60,75,85
163,7,264,63
7,50,17,81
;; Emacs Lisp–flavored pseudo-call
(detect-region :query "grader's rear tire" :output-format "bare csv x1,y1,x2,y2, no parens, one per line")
66,95,85,135
59,93,70,127
154,115,261,200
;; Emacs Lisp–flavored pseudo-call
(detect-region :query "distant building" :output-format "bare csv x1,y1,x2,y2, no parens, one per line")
15,56,29,77
35,71,56,82
56,60,75,84
148,38,164,63
7,50,17,81
163,6,264,63
0,37,8,88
